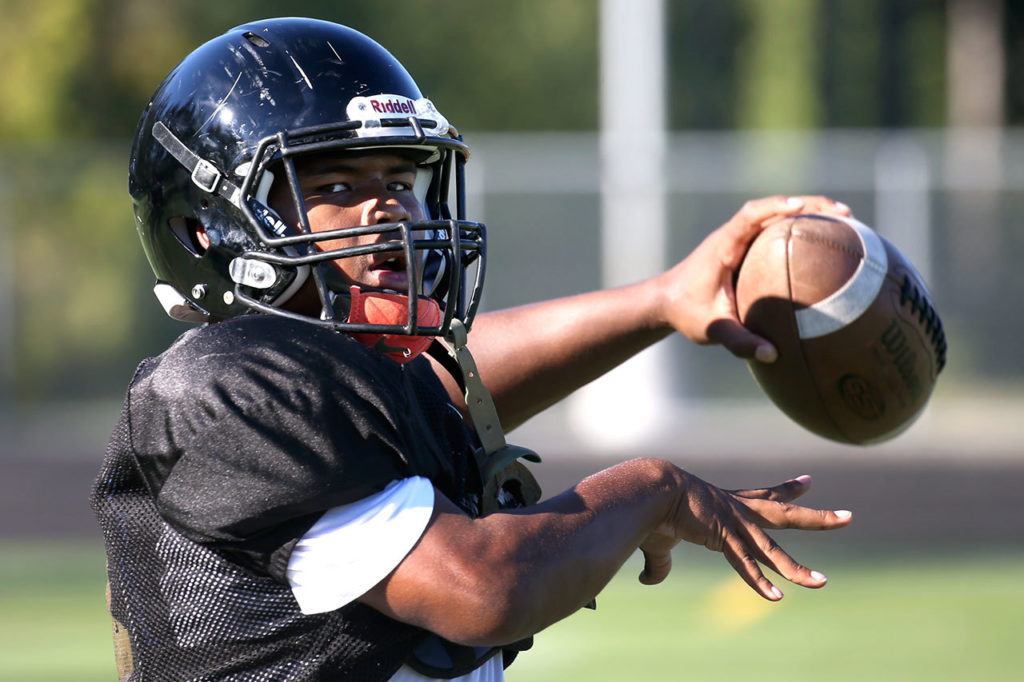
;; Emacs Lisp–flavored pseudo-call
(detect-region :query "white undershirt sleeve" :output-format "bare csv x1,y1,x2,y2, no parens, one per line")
286,475,435,615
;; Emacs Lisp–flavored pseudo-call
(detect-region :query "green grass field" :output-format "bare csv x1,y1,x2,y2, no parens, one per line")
1,542,1020,681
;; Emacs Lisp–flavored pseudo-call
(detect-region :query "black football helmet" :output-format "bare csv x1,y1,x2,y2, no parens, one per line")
129,17,485,336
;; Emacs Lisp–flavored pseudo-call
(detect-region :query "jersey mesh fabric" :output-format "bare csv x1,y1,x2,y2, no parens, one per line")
91,315,486,681
94,400,429,681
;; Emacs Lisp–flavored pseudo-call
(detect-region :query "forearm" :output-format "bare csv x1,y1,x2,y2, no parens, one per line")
480,458,681,642
364,458,682,646
465,277,672,430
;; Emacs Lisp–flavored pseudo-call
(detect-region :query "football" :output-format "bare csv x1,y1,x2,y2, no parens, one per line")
735,214,947,445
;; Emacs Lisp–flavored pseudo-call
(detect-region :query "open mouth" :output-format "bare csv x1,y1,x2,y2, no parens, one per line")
371,253,407,272
365,250,411,291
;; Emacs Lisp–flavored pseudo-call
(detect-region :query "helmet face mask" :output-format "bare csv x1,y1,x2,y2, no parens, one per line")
131,18,486,336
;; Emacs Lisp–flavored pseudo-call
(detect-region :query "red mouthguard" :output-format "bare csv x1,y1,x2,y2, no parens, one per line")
347,286,441,364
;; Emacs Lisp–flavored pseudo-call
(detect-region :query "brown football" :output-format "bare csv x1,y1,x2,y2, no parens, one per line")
735,214,947,444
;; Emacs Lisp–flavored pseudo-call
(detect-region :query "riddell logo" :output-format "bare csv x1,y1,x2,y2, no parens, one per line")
369,97,417,115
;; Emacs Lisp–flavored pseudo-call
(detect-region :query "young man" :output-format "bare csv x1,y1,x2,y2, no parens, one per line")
94,17,853,681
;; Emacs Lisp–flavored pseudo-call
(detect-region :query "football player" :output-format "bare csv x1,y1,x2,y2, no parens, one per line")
93,17,853,681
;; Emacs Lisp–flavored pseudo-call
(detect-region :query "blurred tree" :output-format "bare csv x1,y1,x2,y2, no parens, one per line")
0,0,600,141
9,147,148,400
735,0,821,129
903,0,946,127
0,0,98,140
344,0,600,131
819,0,882,126
668,0,946,130
668,0,742,129
0,0,959,139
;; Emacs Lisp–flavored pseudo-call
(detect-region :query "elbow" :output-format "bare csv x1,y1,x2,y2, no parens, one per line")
441,612,524,649
438,577,536,647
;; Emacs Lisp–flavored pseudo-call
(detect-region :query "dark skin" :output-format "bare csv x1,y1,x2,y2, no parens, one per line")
250,154,855,647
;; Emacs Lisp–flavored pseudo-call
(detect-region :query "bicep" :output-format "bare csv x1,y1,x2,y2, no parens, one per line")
357,491,506,645
286,477,437,615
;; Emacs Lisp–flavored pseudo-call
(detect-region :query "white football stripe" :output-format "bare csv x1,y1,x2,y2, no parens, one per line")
795,216,888,339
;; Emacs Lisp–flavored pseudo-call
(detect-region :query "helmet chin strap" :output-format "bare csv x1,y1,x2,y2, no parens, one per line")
434,320,542,515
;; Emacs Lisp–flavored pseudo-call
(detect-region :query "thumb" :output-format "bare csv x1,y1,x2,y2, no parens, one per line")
639,548,673,585
706,318,778,364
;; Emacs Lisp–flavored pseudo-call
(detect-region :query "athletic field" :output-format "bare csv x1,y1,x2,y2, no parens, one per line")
2,542,1019,681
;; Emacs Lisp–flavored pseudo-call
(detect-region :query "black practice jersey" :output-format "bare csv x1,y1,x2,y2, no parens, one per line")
92,314,484,681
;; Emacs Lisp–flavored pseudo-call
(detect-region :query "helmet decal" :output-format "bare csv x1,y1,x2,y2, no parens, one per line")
346,95,451,142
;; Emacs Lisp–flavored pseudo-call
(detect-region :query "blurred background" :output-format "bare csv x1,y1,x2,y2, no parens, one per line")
0,0,1021,680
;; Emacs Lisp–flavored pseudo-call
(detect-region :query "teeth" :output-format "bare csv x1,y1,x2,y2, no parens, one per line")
376,257,404,270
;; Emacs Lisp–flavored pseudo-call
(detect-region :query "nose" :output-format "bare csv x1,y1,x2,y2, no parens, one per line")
360,192,411,227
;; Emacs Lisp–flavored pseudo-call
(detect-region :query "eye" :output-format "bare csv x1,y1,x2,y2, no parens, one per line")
314,182,350,194
388,180,414,192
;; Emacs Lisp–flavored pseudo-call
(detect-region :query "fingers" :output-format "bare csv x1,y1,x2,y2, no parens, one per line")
738,522,829,590
717,196,805,268
638,532,679,585
721,534,784,601
670,474,850,602
719,512,832,601
706,318,777,363
716,193,851,251
723,195,804,244
731,474,812,502
788,195,852,217
740,497,854,531
720,527,829,602
721,195,852,252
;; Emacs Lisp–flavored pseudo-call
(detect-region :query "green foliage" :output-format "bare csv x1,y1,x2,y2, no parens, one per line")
819,0,883,126
668,0,948,130
735,0,822,129
334,0,600,131
0,0,600,141
0,0,98,140
905,3,947,127
7,145,145,399
0,0,948,140
669,1,743,129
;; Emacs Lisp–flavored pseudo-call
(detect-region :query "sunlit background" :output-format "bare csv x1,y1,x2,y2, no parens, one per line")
0,1,1021,680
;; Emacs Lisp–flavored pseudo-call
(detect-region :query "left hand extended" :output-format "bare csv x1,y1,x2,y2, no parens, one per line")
637,472,848,599
654,195,851,362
